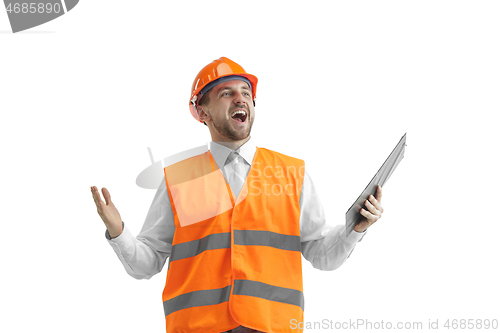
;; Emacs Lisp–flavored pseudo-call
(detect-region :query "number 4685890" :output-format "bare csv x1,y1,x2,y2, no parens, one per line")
6,2,62,14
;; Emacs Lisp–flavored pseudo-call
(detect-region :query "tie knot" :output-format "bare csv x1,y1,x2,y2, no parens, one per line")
226,151,241,165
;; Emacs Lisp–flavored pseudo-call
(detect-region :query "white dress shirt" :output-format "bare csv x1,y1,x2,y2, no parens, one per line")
106,137,366,279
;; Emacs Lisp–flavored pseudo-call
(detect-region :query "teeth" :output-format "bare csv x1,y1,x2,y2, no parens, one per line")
231,110,247,117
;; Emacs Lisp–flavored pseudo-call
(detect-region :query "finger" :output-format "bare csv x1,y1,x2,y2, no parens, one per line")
360,209,374,224
364,199,380,216
376,185,383,203
360,207,379,223
376,186,384,214
91,187,107,217
369,194,384,213
91,186,103,206
360,208,371,219
102,187,112,206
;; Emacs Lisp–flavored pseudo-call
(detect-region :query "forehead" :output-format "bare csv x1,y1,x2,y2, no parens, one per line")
212,80,250,93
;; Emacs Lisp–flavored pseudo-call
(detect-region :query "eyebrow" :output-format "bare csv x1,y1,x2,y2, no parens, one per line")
217,85,251,94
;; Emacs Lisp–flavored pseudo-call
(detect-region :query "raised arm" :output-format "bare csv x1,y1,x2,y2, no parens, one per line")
91,180,174,279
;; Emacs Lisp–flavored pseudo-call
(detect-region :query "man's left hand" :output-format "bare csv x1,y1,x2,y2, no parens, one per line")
354,185,384,233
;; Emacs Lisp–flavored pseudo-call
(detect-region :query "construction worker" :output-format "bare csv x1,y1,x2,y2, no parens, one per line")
91,57,384,333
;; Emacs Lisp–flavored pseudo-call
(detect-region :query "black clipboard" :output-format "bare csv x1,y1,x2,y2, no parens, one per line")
346,133,407,236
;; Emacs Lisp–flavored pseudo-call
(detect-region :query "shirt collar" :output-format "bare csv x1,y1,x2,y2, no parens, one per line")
209,136,257,169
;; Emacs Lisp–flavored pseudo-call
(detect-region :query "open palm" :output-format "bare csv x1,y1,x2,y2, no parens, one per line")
91,186,123,238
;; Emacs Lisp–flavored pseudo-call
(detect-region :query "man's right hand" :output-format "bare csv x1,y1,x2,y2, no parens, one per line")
91,186,123,239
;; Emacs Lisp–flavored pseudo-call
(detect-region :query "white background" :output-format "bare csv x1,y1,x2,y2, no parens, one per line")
1,1,499,332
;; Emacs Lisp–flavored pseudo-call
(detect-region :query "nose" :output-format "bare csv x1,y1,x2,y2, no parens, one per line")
233,91,249,107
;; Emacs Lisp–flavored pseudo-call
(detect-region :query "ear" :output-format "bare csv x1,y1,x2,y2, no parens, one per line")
196,105,211,123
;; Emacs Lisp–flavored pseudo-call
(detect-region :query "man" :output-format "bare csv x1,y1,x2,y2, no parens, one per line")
91,57,383,333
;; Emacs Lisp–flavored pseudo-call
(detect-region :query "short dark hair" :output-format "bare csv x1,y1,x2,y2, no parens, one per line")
198,93,210,107
198,94,210,126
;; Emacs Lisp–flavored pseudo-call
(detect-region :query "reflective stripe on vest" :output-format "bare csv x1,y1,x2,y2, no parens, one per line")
168,232,231,269
163,285,232,317
233,279,304,311
163,279,305,317
234,229,301,251
168,229,301,269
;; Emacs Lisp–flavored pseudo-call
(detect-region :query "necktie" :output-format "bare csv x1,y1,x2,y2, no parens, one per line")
226,151,246,198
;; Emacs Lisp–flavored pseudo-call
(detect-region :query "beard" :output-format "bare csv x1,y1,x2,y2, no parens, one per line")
211,113,253,142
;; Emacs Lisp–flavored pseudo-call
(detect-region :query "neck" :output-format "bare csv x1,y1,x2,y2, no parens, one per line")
213,136,251,151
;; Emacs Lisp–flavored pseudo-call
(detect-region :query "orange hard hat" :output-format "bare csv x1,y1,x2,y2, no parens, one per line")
189,57,258,122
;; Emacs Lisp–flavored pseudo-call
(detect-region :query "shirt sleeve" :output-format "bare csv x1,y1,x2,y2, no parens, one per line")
105,177,175,279
299,169,366,271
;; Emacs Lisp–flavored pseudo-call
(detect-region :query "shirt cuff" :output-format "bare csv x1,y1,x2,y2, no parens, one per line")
105,221,125,240
105,222,138,258
345,228,367,245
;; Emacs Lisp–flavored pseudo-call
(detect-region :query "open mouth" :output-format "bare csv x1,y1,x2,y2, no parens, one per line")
230,109,248,123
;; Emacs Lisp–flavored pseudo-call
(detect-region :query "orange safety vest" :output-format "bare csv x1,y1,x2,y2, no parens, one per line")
163,147,305,333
